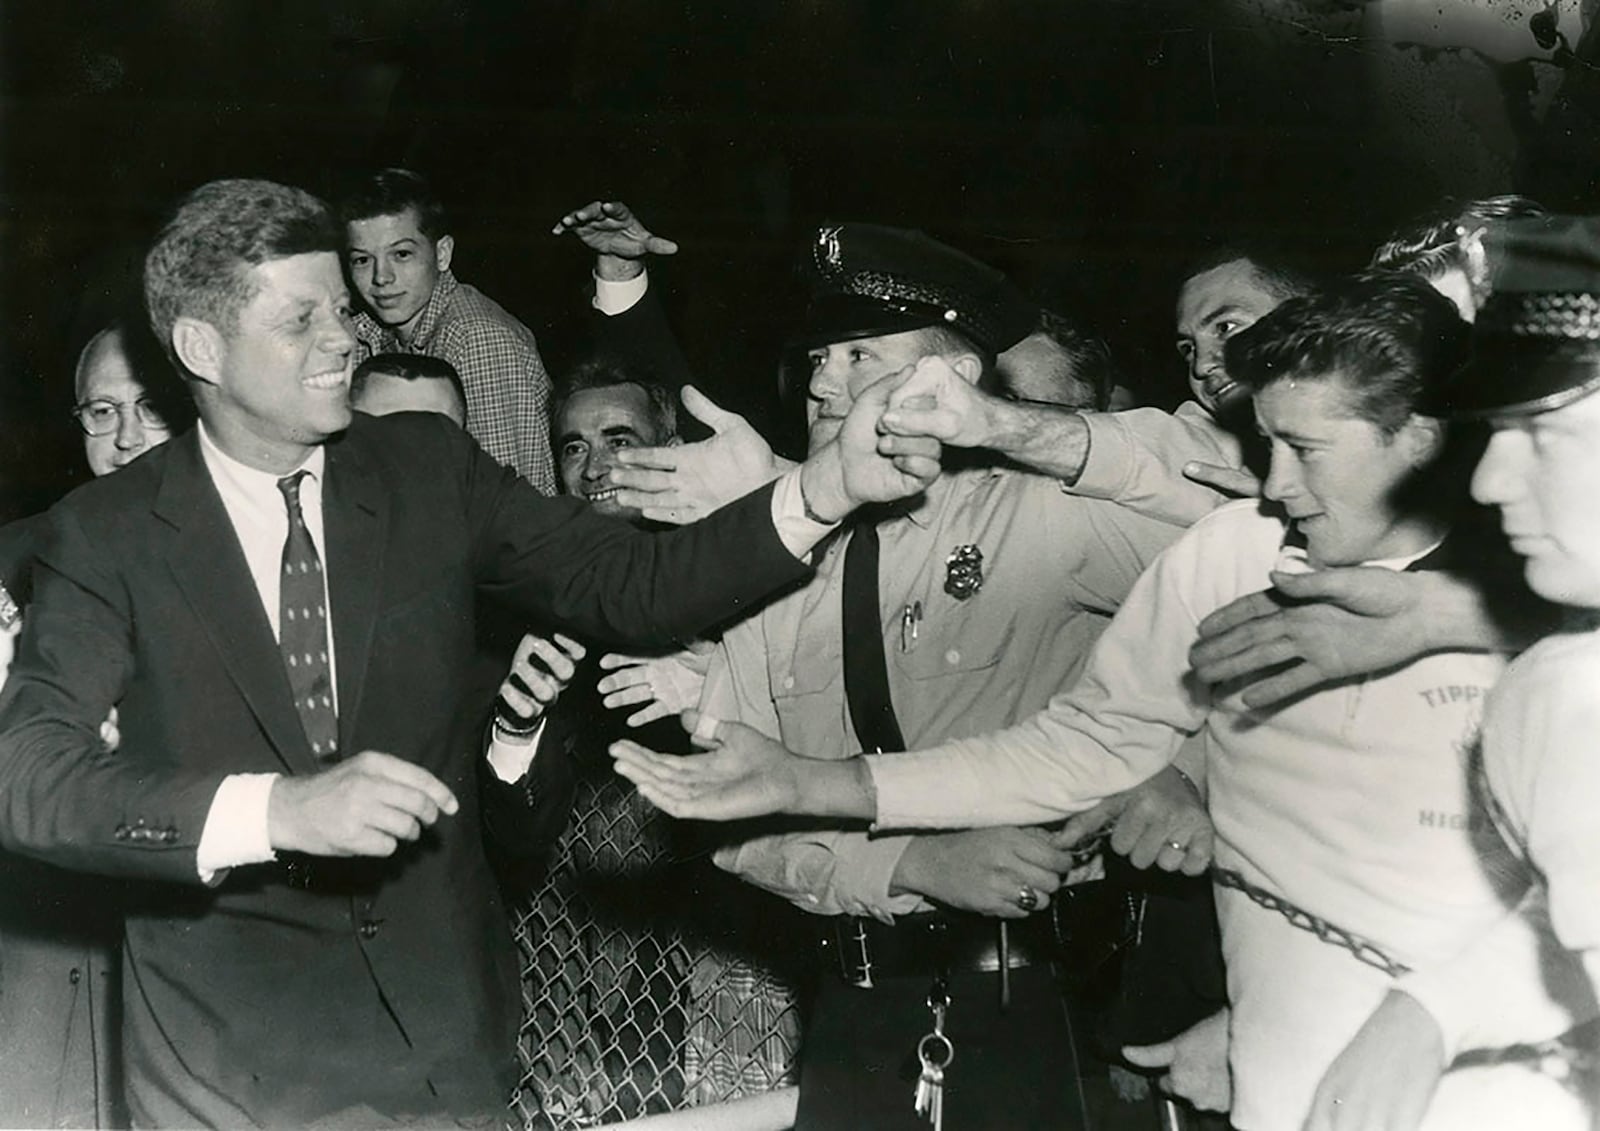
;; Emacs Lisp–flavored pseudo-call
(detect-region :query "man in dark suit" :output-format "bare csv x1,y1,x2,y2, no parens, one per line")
0,178,936,1127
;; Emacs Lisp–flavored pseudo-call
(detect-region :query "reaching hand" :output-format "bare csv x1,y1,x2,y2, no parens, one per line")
550,200,679,279
1303,992,1444,1131
597,641,714,726
879,354,1002,449
609,386,787,524
1182,460,1262,499
1123,1008,1232,1113
610,712,808,820
893,828,1076,918
1057,765,1213,875
800,363,944,521
1190,568,1432,708
498,633,587,727
267,750,460,857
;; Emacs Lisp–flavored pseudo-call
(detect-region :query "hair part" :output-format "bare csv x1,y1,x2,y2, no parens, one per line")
336,168,448,240
144,179,342,369
552,357,679,443
1225,270,1469,435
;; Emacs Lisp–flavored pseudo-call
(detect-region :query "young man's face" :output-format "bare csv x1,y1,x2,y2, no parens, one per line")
804,329,932,456
199,252,356,470
1473,385,1600,607
345,207,452,340
75,328,172,477
557,383,675,521
1256,375,1435,567
1176,259,1285,417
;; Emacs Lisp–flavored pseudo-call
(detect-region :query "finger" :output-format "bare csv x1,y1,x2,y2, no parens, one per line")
1268,568,1370,604
526,636,579,683
596,667,649,695
1181,460,1262,498
644,236,680,256
499,680,537,719
889,454,942,482
601,684,654,709
366,801,425,844
551,632,587,662
598,652,643,672
1011,834,1081,875
1238,664,1323,709
636,502,696,525
367,778,443,830
1194,589,1284,641
679,385,739,431
1125,822,1169,870
608,457,680,481
1154,841,1189,873
353,752,459,815
625,702,673,727
879,406,962,441
1192,636,1301,684
1058,801,1116,847
1181,837,1213,876
680,709,724,748
1189,612,1287,667
1122,1042,1177,1070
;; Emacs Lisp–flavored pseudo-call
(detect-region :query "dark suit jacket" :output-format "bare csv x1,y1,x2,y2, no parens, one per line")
0,412,807,1126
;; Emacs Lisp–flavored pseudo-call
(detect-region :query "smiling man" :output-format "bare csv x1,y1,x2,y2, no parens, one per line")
341,168,556,492
0,178,939,1126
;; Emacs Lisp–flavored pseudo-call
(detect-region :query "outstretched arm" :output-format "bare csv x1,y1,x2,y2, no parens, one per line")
1189,567,1543,708
610,711,877,821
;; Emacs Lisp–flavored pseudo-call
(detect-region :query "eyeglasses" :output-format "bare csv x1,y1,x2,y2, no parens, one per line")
72,397,170,437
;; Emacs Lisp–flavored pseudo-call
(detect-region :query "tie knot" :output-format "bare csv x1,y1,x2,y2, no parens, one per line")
277,470,310,517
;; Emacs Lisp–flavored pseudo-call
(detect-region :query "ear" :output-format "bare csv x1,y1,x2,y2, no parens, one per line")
948,352,984,387
434,234,455,273
1399,413,1444,468
171,317,226,386
665,435,683,448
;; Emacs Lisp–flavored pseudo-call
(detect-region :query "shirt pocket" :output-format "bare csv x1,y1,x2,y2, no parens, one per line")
888,597,1014,686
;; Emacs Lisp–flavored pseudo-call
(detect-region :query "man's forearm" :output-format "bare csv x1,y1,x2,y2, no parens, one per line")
980,400,1092,483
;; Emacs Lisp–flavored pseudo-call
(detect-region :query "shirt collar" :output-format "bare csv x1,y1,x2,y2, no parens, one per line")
198,421,326,501
1273,528,1446,577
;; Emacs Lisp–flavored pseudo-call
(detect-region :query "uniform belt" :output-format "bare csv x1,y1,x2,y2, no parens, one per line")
820,910,1058,986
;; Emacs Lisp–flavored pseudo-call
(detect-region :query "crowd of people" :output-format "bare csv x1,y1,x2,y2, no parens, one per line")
0,167,1596,1131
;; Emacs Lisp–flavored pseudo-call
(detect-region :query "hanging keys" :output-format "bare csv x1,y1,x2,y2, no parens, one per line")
913,982,953,1130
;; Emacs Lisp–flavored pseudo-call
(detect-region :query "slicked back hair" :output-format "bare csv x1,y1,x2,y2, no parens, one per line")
1370,195,1547,280
1225,270,1469,435
144,179,342,370
336,168,449,241
552,358,680,445
1033,308,1119,411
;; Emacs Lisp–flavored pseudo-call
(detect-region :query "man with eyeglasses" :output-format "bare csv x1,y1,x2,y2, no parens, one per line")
72,323,177,477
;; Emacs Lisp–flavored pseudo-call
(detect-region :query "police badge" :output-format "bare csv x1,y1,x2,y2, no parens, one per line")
944,544,983,600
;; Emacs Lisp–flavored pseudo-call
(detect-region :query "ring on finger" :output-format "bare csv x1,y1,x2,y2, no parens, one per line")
1015,884,1039,912
1166,839,1185,852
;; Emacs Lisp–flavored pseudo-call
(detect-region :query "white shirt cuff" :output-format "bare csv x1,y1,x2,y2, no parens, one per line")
770,466,837,560
196,772,279,883
487,718,548,783
592,270,649,316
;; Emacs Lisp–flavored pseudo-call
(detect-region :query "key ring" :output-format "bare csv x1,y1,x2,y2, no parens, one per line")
917,1032,954,1072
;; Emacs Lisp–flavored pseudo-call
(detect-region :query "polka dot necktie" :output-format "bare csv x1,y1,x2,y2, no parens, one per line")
277,471,339,762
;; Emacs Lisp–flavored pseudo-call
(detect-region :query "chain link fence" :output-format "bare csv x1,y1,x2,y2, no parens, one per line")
508,760,812,1129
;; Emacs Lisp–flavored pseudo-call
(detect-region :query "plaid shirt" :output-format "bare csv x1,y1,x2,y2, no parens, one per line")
354,269,556,494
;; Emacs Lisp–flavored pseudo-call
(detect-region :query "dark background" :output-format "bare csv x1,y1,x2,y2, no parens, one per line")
3,0,1598,519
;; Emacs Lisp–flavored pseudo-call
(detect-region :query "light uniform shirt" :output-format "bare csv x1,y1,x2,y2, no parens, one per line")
1075,401,1240,527
703,466,1185,921
867,500,1588,1128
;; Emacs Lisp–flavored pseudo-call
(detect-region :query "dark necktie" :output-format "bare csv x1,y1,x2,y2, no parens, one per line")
277,471,339,761
840,520,905,754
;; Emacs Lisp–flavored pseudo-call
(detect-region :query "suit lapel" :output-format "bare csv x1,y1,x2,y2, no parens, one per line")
322,433,388,756
156,432,321,775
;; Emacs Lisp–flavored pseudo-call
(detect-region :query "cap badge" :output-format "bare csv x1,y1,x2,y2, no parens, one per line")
944,544,984,600
817,225,843,272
